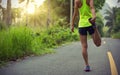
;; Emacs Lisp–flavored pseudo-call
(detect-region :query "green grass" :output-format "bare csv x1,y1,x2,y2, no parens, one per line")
112,32,120,39
0,25,79,66
0,26,33,61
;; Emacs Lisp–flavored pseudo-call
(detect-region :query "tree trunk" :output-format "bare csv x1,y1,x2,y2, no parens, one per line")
2,8,6,23
46,0,50,28
0,0,3,21
6,0,12,26
0,0,7,24
70,0,73,26
26,0,29,26
34,4,37,26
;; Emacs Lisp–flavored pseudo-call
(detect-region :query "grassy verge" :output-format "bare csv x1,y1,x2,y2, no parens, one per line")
112,32,120,39
0,25,79,66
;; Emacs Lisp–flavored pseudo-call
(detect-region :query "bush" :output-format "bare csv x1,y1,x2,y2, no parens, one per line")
0,25,79,63
112,32,120,39
0,21,7,30
0,26,33,61
0,30,12,61
32,25,79,55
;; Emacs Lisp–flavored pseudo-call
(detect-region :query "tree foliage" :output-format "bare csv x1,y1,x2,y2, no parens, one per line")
6,0,12,25
0,0,106,28
0,0,12,25
94,0,105,12
104,6,120,37
43,0,70,23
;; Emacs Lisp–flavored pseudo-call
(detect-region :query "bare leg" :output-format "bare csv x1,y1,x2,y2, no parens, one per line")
80,35,89,66
92,27,101,47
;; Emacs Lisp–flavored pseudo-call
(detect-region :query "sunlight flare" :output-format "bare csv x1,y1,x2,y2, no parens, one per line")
26,0,45,14
27,3,35,14
34,0,45,7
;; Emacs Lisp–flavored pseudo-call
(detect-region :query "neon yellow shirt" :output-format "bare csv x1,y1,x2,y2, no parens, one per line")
78,0,92,28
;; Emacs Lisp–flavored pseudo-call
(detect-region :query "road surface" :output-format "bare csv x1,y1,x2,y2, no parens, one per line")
0,38,120,75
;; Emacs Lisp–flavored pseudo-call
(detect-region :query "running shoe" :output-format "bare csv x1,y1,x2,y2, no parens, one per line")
84,66,91,72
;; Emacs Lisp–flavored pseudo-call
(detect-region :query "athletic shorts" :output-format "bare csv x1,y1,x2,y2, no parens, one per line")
78,26,95,35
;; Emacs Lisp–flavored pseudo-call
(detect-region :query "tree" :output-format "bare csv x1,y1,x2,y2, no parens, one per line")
19,0,30,26
46,0,50,28
0,0,7,23
0,0,12,25
105,7,115,34
94,0,105,12
104,6,120,37
112,7,120,33
11,8,22,24
6,0,12,25
70,0,73,24
43,0,70,23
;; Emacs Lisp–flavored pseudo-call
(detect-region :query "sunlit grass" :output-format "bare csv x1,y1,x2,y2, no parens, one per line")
0,25,79,65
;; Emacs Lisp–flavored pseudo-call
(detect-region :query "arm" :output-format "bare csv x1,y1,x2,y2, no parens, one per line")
71,0,79,32
89,0,96,23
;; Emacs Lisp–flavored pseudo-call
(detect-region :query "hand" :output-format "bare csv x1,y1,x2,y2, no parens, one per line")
89,17,96,28
71,25,74,32
89,17,96,24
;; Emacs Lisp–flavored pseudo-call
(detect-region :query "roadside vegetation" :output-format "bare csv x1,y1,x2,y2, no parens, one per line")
104,5,120,39
0,24,79,65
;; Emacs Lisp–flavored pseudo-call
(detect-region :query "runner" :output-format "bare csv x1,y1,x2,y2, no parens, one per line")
71,0,101,72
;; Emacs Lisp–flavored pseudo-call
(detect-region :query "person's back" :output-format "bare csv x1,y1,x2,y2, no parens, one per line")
78,0,92,28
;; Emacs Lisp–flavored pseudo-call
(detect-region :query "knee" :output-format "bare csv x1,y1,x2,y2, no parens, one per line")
82,44,88,50
81,44,88,54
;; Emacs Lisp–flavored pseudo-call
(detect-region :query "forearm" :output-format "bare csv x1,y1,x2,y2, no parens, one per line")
91,7,96,19
90,0,96,19
71,0,79,31
71,12,77,26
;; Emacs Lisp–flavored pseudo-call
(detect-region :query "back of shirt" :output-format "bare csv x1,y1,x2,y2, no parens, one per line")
78,0,92,28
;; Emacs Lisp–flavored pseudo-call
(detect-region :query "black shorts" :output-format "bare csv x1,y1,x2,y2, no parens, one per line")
78,26,95,35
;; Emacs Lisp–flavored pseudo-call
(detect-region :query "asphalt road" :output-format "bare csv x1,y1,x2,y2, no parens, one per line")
0,38,119,75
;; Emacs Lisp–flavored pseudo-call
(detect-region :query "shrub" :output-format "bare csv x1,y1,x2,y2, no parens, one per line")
0,21,7,30
0,26,33,61
0,25,79,63
112,32,120,39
